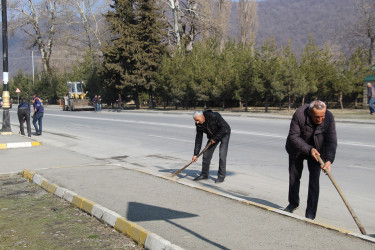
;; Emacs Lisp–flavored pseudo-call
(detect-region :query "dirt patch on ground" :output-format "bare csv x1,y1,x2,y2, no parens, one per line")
0,174,143,249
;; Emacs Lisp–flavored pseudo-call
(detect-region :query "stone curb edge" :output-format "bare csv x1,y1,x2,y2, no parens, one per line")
130,167,375,244
0,133,42,150
22,169,184,250
0,141,41,149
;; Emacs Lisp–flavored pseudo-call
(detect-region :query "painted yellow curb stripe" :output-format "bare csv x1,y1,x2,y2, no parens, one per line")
115,217,133,234
81,199,96,214
115,217,149,246
41,180,58,194
31,141,42,146
72,195,85,209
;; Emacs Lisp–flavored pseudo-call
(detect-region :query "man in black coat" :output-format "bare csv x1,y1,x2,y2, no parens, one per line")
192,110,231,183
284,100,337,220
17,101,31,137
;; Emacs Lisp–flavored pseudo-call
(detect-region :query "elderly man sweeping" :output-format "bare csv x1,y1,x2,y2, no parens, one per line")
192,110,231,183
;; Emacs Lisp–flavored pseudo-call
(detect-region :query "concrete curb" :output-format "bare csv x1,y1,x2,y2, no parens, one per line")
0,141,41,149
22,169,184,250
128,166,375,244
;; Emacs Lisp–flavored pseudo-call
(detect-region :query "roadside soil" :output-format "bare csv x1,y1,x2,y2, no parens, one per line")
0,174,143,249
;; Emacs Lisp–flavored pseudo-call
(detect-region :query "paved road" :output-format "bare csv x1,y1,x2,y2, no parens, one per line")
2,107,375,240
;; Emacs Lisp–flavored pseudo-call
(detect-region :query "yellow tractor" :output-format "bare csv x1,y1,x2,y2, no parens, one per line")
62,81,93,111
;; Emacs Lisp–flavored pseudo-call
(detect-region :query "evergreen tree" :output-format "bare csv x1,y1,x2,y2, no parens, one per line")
100,0,139,108
136,0,168,108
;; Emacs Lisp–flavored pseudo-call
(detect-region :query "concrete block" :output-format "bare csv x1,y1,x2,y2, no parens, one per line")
54,187,67,198
62,190,77,203
102,210,121,227
115,217,132,234
32,174,44,186
81,198,96,214
72,195,84,209
91,204,107,220
128,223,149,246
145,233,171,250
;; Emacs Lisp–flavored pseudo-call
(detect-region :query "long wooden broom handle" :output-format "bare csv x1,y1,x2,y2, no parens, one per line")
317,156,367,235
171,141,213,176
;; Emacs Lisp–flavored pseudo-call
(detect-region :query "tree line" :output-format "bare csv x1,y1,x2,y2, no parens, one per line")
2,0,374,111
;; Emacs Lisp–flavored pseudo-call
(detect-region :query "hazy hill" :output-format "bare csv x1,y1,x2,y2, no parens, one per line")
254,0,358,53
1,0,362,79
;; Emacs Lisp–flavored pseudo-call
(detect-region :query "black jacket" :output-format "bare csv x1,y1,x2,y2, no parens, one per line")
285,104,337,163
194,110,231,155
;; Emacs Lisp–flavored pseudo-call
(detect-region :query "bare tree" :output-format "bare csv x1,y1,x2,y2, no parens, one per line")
216,0,231,51
238,0,258,46
68,0,109,50
9,0,64,75
352,0,375,65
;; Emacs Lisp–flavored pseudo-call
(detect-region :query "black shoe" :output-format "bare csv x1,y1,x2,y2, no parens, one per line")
36,132,41,135
305,213,315,220
215,177,225,183
193,175,208,181
284,204,299,213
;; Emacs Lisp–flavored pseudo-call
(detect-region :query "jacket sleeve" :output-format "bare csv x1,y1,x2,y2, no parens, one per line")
287,113,313,156
194,126,204,156
323,114,337,163
212,114,231,142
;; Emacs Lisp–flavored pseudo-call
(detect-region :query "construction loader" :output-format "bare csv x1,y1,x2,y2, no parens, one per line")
62,81,93,111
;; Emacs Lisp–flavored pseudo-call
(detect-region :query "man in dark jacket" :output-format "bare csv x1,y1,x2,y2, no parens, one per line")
32,93,44,135
192,110,231,183
284,100,337,220
367,82,375,115
17,101,31,137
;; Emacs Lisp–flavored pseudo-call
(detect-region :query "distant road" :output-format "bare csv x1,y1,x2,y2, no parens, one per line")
9,107,375,234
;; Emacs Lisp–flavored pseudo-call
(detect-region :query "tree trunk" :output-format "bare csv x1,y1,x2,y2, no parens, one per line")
339,91,344,110
265,94,269,112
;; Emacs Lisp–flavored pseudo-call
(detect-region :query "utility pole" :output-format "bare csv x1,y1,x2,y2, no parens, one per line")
1,0,11,133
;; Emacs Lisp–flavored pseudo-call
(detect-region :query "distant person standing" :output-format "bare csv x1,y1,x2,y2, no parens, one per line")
92,95,98,112
98,95,102,112
17,100,31,137
116,93,122,112
32,93,44,135
284,100,337,220
367,83,375,115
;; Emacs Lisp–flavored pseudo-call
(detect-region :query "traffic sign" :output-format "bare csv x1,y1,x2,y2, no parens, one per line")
15,88,21,93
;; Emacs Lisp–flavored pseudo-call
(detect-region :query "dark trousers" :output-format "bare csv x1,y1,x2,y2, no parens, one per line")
17,108,31,137
288,155,321,219
201,133,230,179
33,112,44,134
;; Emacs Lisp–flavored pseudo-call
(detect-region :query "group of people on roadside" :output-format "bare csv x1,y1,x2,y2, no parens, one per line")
17,93,44,137
191,100,337,220
92,95,102,112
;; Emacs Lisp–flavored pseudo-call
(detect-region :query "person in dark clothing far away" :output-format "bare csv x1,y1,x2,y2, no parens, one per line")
284,100,337,220
192,110,231,183
116,93,122,112
17,100,31,137
367,82,375,115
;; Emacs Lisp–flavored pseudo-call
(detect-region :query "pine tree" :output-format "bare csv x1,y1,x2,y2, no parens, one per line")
136,0,168,108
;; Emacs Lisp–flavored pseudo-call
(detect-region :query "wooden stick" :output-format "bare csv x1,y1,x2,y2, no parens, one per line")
317,156,367,235
171,141,212,177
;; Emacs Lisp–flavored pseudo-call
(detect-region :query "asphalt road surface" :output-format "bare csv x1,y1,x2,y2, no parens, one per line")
7,107,375,235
